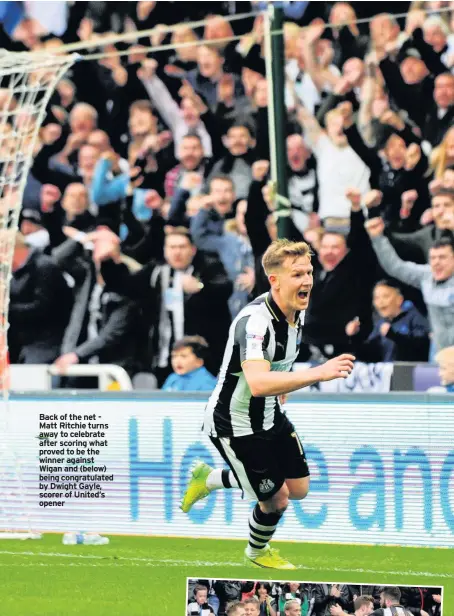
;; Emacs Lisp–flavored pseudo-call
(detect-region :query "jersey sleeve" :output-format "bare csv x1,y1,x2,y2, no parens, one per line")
235,314,271,364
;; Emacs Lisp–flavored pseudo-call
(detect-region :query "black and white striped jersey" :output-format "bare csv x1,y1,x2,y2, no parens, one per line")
203,292,304,438
371,607,413,616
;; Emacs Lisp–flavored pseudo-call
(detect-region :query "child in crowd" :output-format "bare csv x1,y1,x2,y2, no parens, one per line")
162,335,217,392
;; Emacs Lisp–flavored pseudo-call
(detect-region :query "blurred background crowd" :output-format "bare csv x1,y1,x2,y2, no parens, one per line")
3,1,454,390
186,579,442,616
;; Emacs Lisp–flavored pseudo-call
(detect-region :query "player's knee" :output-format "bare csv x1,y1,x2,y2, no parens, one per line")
270,491,289,513
288,484,309,500
261,485,289,514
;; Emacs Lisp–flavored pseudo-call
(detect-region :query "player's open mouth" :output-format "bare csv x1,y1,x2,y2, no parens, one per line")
298,291,309,299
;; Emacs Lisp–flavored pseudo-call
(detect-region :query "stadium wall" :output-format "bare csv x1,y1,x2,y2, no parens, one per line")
4,392,454,548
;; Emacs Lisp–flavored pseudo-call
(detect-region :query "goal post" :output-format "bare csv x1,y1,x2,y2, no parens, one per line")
0,50,76,539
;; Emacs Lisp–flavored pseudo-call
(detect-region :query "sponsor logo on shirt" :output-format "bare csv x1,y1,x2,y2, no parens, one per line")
246,334,264,341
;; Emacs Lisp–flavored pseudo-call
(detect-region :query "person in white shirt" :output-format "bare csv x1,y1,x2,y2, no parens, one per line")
138,58,212,158
297,104,370,222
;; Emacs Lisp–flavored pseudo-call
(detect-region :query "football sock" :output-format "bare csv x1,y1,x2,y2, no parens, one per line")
206,468,239,491
246,503,283,558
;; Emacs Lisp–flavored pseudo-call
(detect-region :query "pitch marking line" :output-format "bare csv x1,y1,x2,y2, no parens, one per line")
0,551,451,577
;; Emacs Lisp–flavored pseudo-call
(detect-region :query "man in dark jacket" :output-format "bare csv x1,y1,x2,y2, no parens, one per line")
96,226,232,384
345,279,430,362
379,28,452,145
302,231,373,360
8,233,72,363
312,584,351,616
52,237,143,377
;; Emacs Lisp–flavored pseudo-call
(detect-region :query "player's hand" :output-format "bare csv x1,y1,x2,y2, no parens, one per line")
318,354,355,381
330,584,341,598
330,605,344,616
345,317,360,337
365,217,385,238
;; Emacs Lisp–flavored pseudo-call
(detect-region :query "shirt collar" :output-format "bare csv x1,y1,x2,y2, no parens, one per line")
265,292,301,325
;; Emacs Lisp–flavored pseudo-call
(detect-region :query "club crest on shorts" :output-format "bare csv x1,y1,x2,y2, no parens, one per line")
259,478,275,494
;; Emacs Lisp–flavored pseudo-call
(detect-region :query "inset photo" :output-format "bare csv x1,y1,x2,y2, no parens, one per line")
185,579,443,616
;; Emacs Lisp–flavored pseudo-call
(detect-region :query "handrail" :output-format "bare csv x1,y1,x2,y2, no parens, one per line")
47,364,133,391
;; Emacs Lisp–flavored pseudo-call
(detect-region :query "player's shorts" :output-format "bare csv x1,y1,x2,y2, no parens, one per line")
210,415,310,501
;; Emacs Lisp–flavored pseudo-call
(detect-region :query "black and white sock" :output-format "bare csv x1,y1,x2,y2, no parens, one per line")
206,468,239,491
246,503,283,557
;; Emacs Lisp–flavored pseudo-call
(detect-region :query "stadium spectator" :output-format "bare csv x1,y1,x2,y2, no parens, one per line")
345,279,430,362
399,587,441,616
431,346,454,392
40,183,96,249
302,230,374,360
52,232,143,379
187,584,216,616
138,58,214,157
164,133,208,199
278,583,309,615
366,217,454,355
244,596,261,616
213,581,243,616
227,602,246,616
6,0,454,395
161,335,217,391
312,584,351,616
19,208,49,250
8,232,72,364
386,191,454,263
330,594,375,616
297,99,370,226
206,122,255,200
254,583,277,616
94,225,232,384
286,134,319,236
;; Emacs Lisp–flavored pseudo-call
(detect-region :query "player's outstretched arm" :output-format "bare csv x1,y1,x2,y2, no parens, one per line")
243,354,355,397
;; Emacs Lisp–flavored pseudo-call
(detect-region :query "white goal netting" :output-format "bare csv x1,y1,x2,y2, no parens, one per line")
0,50,75,539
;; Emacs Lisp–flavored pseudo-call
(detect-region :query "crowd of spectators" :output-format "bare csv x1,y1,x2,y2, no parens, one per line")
186,580,442,616
4,1,454,389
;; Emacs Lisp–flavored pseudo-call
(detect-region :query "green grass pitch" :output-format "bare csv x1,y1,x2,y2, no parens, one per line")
0,535,452,615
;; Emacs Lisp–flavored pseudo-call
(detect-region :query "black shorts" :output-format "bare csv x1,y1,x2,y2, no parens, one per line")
210,415,310,501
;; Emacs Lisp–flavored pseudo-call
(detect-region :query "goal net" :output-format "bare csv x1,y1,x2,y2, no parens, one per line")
0,50,75,539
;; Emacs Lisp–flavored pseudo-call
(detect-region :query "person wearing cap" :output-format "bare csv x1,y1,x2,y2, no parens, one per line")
19,208,49,250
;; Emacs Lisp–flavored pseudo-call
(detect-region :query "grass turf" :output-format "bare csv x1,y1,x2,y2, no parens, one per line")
0,535,452,615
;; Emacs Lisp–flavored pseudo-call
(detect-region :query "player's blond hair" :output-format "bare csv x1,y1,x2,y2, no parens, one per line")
262,239,311,275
